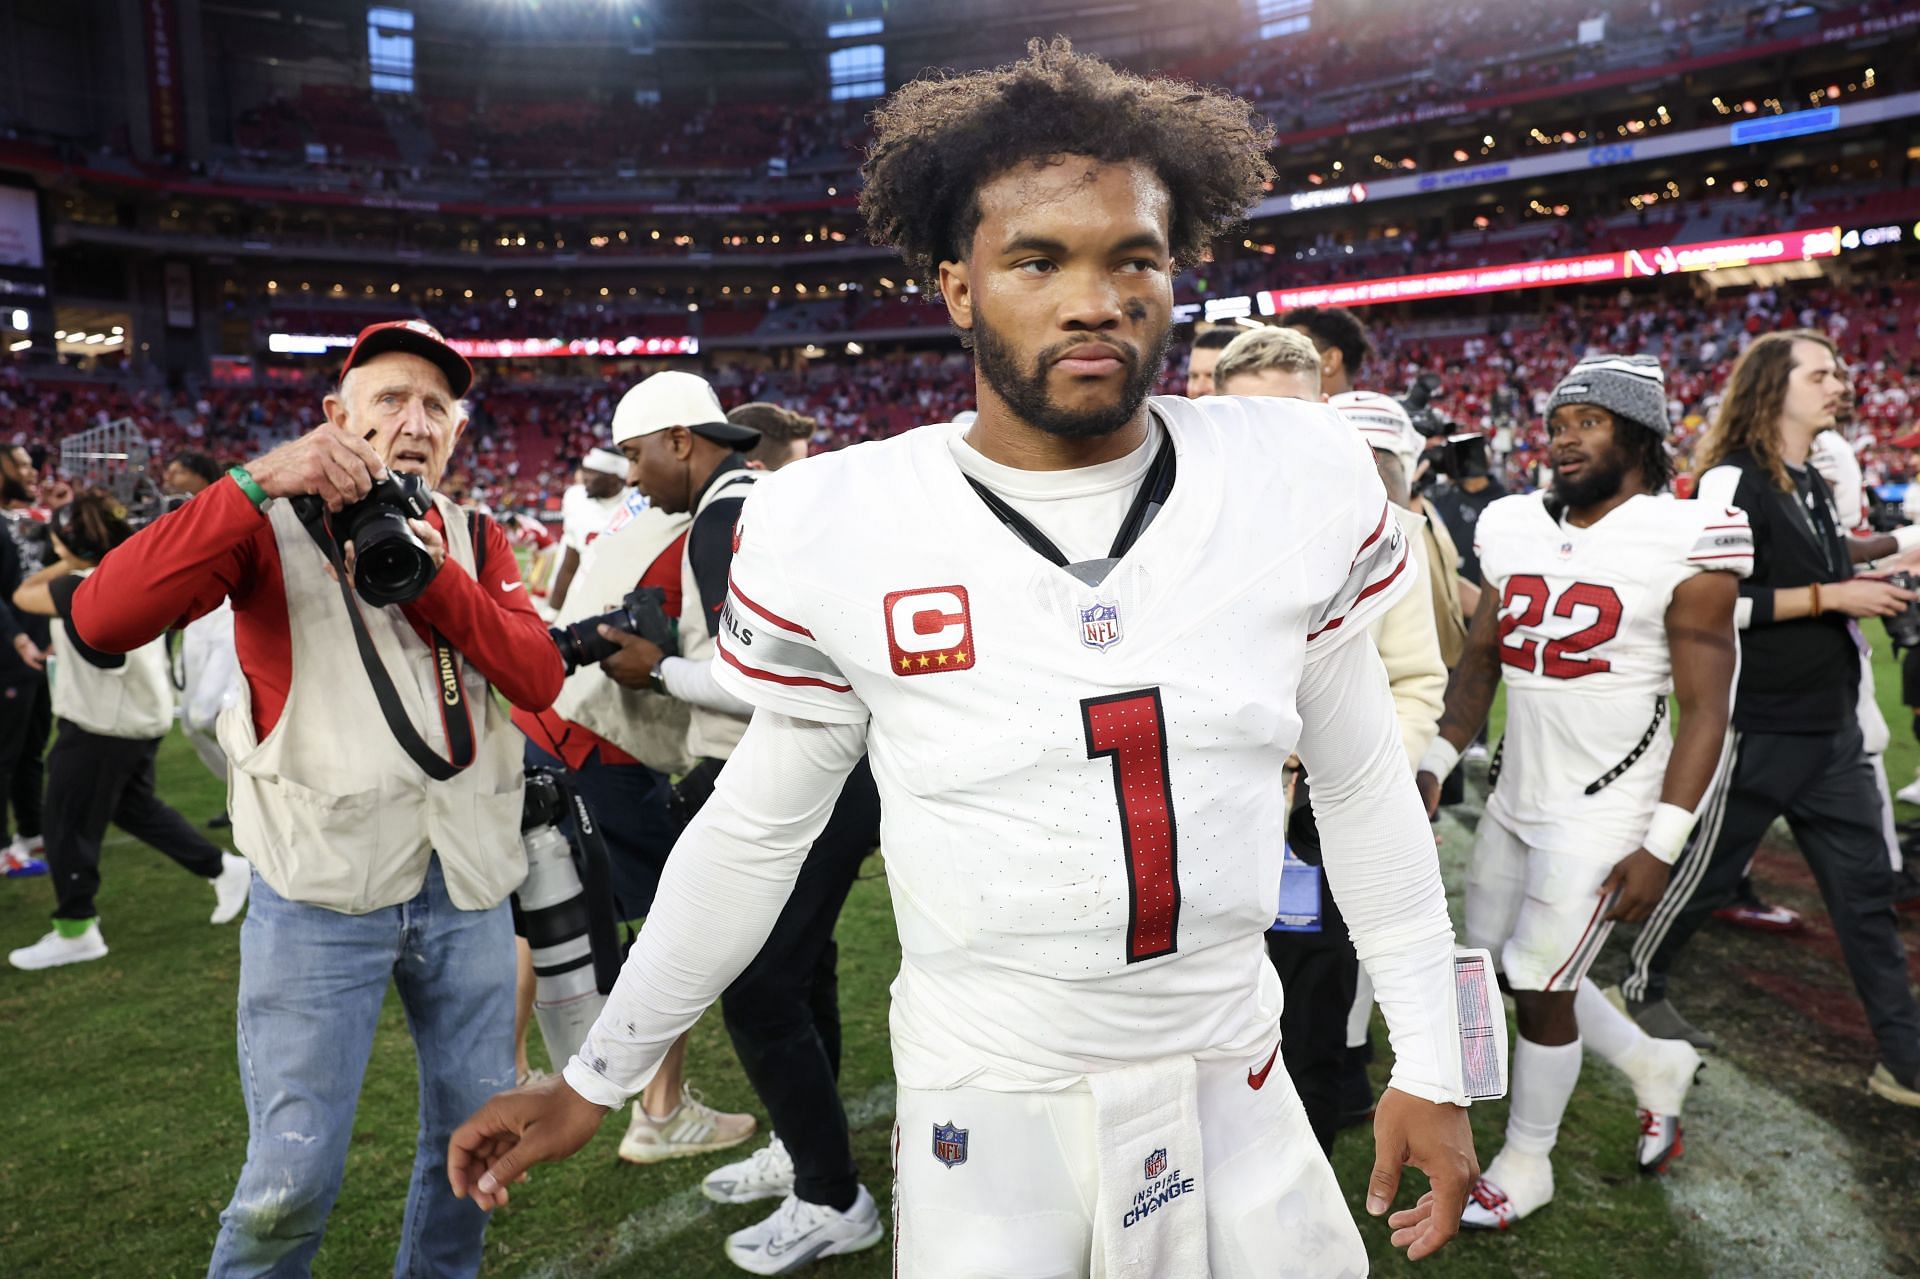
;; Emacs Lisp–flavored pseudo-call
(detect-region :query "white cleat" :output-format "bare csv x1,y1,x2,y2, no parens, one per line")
724,1186,884,1275
1627,1036,1702,1173
211,854,251,924
704,1136,796,1204
9,921,108,970
1459,1153,1553,1231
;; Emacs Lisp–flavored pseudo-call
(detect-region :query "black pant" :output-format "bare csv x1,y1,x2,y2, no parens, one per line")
1623,721,1920,1076
720,757,881,1210
1263,785,1362,1155
44,720,225,919
0,675,51,841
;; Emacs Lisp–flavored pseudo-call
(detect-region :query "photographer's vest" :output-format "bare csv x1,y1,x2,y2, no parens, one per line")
51,569,175,740
218,495,524,915
550,503,696,773
683,467,757,761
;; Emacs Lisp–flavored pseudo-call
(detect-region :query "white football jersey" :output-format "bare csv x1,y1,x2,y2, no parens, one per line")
1474,492,1752,858
712,395,1410,1090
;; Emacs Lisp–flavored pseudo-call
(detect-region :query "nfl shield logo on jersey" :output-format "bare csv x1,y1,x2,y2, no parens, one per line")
1144,1148,1167,1180
932,1121,969,1169
1080,600,1122,651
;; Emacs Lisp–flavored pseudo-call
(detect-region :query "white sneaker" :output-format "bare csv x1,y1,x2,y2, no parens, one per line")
617,1085,756,1165
9,921,108,970
704,1136,796,1204
1898,776,1920,806
210,854,251,924
1459,1152,1553,1231
1626,1036,1702,1173
724,1186,884,1274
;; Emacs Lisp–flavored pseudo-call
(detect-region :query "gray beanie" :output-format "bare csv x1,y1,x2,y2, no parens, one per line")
1545,354,1671,438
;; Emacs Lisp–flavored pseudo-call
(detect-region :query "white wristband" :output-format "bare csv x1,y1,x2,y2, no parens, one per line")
1893,525,1920,556
1419,737,1463,779
1642,802,1697,865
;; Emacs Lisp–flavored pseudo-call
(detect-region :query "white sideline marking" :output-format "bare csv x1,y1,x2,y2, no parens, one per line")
1436,778,1891,1278
528,1081,897,1279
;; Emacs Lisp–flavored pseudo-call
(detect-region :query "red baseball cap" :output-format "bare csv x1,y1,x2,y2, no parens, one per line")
339,319,473,399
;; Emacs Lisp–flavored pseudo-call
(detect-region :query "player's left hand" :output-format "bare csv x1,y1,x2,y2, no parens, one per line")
1368,1087,1477,1261
1599,848,1670,923
598,625,665,689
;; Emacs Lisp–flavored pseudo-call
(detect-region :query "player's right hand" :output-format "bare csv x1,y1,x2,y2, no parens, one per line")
1414,769,1441,819
1824,577,1917,619
447,1073,610,1211
244,423,389,511
1599,848,1669,923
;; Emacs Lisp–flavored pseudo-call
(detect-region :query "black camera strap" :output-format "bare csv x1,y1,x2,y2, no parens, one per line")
295,502,476,781
562,781,622,996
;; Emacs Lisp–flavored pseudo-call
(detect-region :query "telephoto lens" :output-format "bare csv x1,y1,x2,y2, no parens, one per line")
514,772,607,1068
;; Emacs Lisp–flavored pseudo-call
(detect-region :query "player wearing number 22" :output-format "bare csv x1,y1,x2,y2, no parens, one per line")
1416,354,1752,1232
450,43,1481,1279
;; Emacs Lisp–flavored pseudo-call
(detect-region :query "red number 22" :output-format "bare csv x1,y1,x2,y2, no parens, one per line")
1498,574,1623,679
1082,688,1180,963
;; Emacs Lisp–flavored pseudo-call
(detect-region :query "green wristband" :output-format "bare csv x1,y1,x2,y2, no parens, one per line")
227,466,269,510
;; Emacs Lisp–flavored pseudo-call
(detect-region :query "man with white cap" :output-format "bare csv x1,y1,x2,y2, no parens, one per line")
593,370,891,1269
546,447,634,613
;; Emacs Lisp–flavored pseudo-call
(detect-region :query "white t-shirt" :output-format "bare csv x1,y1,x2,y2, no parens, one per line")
560,483,629,553
565,397,1464,1111
1474,491,1752,856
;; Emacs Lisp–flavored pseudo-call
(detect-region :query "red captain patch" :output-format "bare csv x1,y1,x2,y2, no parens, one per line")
884,585,975,676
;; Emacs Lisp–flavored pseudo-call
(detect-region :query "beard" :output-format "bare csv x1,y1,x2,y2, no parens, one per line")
1552,445,1629,510
0,476,28,505
971,307,1171,440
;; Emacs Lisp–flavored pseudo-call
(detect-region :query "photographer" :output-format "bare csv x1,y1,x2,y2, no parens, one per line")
596,376,889,1266
1620,331,1920,1108
5,492,249,971
64,319,565,1274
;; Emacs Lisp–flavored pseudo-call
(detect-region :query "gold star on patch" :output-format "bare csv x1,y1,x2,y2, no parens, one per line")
935,653,949,666
955,651,968,663
918,655,931,668
899,656,913,670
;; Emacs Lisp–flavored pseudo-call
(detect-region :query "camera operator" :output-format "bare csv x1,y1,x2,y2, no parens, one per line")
1620,331,1920,1108
594,376,890,1265
62,319,566,1274
0,443,57,876
511,419,756,1161
163,450,242,813
545,448,630,614
4,492,249,970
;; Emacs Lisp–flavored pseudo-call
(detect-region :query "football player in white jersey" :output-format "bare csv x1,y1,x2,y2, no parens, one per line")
450,41,1482,1276
1414,354,1751,1231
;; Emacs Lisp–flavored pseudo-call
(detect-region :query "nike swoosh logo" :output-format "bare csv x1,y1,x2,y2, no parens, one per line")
764,1224,825,1257
502,581,524,593
1248,1043,1281,1090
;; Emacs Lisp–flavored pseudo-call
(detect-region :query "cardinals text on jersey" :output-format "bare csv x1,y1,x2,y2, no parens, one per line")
711,394,1409,1090
1473,492,1753,858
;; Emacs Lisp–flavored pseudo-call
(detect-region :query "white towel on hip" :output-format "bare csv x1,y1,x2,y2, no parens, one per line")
1087,1055,1209,1279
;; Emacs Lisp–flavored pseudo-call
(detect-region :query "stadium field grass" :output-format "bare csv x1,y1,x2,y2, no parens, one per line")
4,642,1916,1277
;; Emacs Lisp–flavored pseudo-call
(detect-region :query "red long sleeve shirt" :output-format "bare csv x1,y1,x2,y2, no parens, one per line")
69,475,565,740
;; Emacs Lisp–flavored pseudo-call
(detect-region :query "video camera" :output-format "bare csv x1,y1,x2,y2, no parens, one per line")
1400,373,1490,486
549,585,677,675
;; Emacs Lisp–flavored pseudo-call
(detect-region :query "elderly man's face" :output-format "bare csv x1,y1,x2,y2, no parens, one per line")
323,351,464,489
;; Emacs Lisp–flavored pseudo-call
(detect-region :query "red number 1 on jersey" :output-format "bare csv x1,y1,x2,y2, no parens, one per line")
1082,688,1180,963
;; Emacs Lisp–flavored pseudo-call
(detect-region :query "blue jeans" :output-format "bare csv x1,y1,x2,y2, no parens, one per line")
208,857,516,1279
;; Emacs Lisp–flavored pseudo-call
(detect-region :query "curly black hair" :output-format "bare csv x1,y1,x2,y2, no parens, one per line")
859,37,1275,279
1624,417,1676,493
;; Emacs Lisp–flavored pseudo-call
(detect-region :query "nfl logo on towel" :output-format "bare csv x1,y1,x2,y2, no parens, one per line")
932,1121,969,1168
1144,1148,1167,1180
1080,600,1122,651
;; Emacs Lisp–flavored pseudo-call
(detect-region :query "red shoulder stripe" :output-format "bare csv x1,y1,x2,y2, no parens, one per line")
727,574,816,639
717,641,852,693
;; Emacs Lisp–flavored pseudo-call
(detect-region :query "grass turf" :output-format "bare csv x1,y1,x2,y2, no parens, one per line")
5,636,1914,1277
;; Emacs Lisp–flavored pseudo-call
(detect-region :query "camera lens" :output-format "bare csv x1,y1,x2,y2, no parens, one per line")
350,513,435,606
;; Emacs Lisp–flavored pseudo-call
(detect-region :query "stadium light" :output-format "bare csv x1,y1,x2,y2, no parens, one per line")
8,310,25,331
8,340,29,352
